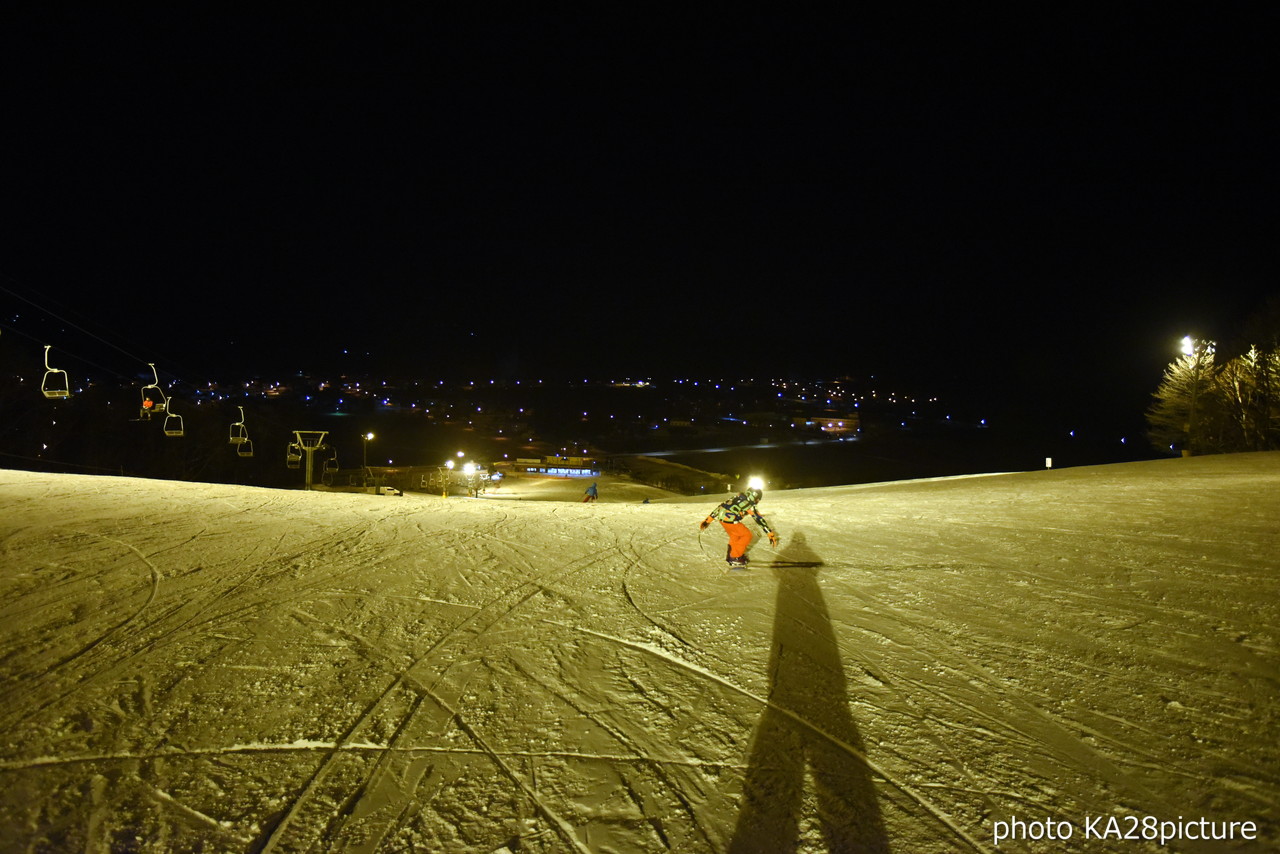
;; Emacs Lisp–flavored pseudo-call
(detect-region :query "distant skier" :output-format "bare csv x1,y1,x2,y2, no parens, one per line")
700,483,779,567
583,482,599,503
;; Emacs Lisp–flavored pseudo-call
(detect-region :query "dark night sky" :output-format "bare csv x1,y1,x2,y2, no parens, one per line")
2,9,1275,429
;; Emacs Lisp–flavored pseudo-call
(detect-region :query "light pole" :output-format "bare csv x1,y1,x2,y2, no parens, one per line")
362,432,375,486
1180,336,1214,456
441,459,455,497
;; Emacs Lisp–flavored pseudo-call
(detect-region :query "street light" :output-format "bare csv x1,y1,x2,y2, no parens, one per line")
362,432,375,486
1179,336,1215,457
437,458,456,497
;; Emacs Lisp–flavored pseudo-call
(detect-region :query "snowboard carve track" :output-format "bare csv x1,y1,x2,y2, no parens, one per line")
423,685,594,854
547,620,988,853
4,506,504,735
507,654,721,850
44,531,160,669
255,529,642,851
9,463,1276,851
838,582,1226,824
1,510,488,851
1,521,388,731
0,531,166,728
0,742,751,773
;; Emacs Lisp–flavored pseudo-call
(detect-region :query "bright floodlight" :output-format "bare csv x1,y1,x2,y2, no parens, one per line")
463,463,476,476
1181,336,1195,356
747,476,765,491
365,432,375,440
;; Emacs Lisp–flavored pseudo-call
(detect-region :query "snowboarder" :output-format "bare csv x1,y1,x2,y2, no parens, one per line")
700,483,779,567
582,482,598,502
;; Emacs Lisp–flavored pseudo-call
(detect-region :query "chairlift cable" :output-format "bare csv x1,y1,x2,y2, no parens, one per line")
5,272,328,457
0,317,133,383
0,276,202,385
4,278,204,446
0,278,155,371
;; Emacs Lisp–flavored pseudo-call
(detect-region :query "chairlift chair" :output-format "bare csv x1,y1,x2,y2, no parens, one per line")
230,406,249,445
41,346,71,399
163,406,184,437
237,438,254,458
140,363,168,418
321,452,339,485
286,442,303,468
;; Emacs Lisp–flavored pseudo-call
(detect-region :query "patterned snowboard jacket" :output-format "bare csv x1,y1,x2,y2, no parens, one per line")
706,493,774,533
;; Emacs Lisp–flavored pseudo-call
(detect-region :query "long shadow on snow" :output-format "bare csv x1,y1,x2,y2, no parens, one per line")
729,533,890,853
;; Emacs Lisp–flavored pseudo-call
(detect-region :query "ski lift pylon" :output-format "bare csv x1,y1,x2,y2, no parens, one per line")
291,430,330,490
41,345,71,399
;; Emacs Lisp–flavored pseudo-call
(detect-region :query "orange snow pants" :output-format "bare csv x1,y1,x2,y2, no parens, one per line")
720,521,753,559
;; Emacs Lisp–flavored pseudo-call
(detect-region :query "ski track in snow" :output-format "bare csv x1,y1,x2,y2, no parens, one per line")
1,455,1278,852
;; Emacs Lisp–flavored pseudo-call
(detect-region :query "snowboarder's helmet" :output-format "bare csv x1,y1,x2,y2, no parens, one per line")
746,487,762,504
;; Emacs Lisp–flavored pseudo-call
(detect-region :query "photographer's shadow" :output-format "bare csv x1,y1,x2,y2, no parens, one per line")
730,533,889,853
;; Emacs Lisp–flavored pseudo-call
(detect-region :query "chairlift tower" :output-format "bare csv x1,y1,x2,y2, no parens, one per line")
292,430,330,490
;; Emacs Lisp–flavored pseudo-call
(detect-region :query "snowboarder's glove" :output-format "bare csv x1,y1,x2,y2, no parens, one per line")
699,518,711,530
768,532,780,546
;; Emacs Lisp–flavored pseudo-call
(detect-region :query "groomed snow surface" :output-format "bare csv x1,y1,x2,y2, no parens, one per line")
1,454,1277,853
